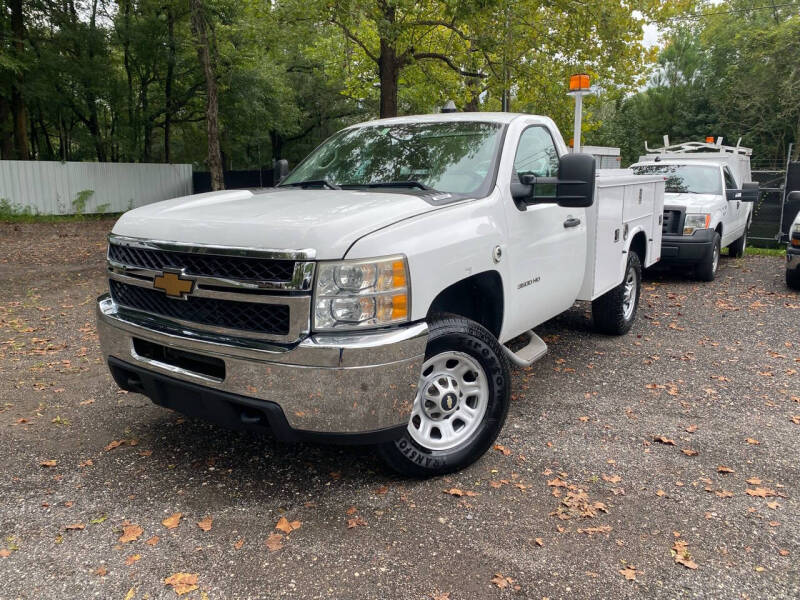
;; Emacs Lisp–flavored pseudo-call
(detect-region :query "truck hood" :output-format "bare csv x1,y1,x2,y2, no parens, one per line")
664,192,723,212
112,188,438,259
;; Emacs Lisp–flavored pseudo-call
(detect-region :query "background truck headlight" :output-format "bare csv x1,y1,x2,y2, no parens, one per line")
313,256,410,330
683,213,711,236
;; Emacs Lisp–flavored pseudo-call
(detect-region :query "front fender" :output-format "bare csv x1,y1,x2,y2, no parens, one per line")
343,196,506,322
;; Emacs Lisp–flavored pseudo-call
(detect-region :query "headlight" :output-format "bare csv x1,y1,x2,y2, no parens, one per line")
683,213,711,236
313,256,409,330
792,222,800,234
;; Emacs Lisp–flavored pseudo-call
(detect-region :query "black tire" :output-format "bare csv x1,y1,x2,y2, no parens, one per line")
592,251,642,336
377,315,511,477
787,269,800,291
728,228,747,258
695,232,721,282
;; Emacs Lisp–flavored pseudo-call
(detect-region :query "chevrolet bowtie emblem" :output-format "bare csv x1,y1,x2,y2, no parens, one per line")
153,271,194,299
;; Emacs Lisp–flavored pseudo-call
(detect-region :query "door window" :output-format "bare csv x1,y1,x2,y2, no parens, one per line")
723,167,738,190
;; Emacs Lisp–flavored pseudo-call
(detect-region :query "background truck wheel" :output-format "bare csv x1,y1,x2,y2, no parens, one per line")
592,251,641,336
728,228,747,258
378,315,511,477
787,269,800,290
695,231,721,281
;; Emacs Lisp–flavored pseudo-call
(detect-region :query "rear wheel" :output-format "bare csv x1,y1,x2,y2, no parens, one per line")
729,228,747,258
695,232,721,281
378,315,511,477
787,268,800,291
592,251,641,335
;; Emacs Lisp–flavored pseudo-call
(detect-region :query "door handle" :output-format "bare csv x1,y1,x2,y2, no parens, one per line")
563,218,581,228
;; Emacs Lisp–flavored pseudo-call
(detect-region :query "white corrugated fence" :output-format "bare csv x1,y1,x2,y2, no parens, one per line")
0,160,192,215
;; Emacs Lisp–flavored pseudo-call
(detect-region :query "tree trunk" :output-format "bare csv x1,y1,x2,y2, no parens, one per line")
121,0,135,161
378,39,400,118
190,0,224,191
164,3,176,163
0,96,12,159
9,0,30,159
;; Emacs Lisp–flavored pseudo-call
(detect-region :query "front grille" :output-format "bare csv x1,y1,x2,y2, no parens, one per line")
109,280,290,336
662,209,683,235
108,243,295,282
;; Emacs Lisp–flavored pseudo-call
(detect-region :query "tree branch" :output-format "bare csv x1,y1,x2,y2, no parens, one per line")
411,53,486,78
330,18,378,63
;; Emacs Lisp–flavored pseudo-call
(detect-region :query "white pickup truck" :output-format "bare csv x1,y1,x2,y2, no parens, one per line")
787,191,800,290
631,138,759,281
97,113,664,476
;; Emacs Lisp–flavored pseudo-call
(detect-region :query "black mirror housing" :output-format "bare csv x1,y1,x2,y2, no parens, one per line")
510,153,595,208
741,182,759,202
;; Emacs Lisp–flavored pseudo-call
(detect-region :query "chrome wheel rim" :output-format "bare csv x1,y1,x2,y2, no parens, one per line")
407,351,489,451
622,265,638,321
712,242,720,272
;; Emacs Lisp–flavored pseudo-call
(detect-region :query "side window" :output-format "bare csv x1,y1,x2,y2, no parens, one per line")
513,127,559,181
723,167,738,190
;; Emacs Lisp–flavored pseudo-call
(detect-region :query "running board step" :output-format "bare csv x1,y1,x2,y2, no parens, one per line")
502,330,548,368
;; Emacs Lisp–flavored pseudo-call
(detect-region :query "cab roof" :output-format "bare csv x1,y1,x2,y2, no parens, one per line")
344,112,547,129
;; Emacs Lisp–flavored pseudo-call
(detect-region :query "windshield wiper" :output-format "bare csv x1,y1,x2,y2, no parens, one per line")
282,179,341,190
348,180,434,191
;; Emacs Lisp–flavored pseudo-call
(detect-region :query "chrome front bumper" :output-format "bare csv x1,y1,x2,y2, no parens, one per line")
96,295,427,437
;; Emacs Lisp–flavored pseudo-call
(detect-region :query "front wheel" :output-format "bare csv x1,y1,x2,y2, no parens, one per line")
695,232,721,281
728,228,747,258
378,315,511,477
787,268,800,291
592,251,642,335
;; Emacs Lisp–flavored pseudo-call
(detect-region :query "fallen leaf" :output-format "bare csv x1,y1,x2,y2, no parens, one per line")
766,501,781,510
654,436,675,445
444,488,478,497
717,466,734,474
94,566,108,577
123,588,135,600
275,517,301,534
104,440,125,451
145,536,159,546
746,477,762,485
164,572,198,596
681,448,698,457
746,487,777,498
124,554,141,566
779,549,789,556
375,485,389,495
346,516,368,529
0,549,10,558
493,444,512,456
346,506,357,515
196,516,212,532
490,573,514,589
64,523,85,531
715,490,734,498
619,566,638,581
265,533,283,552
119,524,143,543
601,473,621,484
672,540,698,569
745,438,760,445
685,424,698,433
162,513,182,529
790,416,800,425
39,460,57,468
234,539,244,550
534,538,544,547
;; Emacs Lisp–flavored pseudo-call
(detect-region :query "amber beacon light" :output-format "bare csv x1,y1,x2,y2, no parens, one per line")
569,73,591,92
567,73,593,152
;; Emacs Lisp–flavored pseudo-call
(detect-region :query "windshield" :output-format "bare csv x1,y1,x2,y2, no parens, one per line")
282,121,504,195
631,164,722,195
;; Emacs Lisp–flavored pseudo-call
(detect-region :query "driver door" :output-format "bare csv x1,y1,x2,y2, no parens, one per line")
500,125,587,338
723,166,745,240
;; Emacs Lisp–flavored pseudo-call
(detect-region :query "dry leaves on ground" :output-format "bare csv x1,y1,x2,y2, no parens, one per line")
162,513,182,529
265,533,283,552
196,517,213,532
619,565,639,581
39,460,57,468
164,572,198,596
444,488,478,497
672,540,698,569
717,466,734,474
275,517,301,534
490,573,515,589
119,524,143,543
746,487,778,498
347,516,368,529
654,436,676,445
64,523,85,531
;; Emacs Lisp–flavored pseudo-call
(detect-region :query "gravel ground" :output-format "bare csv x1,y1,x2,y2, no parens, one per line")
1,220,799,600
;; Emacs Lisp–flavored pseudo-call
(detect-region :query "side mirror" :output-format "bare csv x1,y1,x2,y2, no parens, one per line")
727,182,759,202
510,153,595,208
788,190,800,203
273,159,289,185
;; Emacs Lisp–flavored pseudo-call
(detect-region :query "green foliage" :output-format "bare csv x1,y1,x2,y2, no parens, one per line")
589,1,799,166
70,190,95,215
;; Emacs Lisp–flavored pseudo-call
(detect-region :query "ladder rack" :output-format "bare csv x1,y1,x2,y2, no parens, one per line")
644,136,752,156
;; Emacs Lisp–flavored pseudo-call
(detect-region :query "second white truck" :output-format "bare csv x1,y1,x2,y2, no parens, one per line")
631,138,759,280
97,112,664,476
